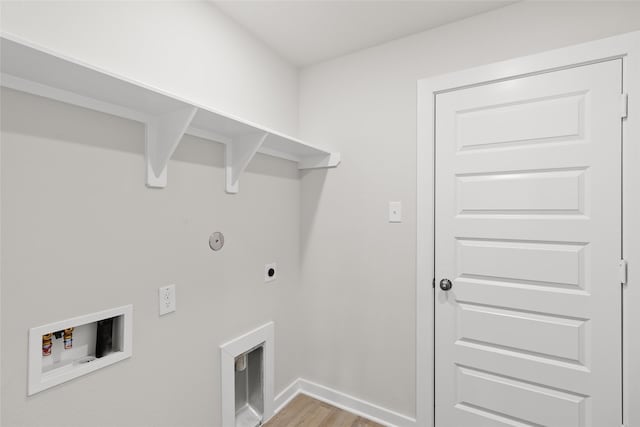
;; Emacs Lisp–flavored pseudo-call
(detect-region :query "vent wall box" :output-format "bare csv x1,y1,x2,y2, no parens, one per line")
28,305,133,395
220,322,274,427
234,346,264,427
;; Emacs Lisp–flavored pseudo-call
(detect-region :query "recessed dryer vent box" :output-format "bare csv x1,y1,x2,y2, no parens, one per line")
234,345,264,427
28,305,133,395
220,322,274,427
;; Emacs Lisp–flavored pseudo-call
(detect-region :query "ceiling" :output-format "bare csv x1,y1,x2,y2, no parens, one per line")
213,1,515,66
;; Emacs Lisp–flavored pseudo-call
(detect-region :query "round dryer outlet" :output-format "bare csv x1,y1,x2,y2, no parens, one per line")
209,232,224,251
264,263,277,283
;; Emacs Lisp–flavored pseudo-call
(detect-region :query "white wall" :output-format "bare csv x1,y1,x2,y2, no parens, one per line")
0,1,303,426
0,0,299,135
1,88,305,427
5,1,640,425
298,1,640,419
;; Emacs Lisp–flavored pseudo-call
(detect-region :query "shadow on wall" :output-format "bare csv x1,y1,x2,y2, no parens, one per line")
1,87,144,156
0,87,301,182
299,168,328,260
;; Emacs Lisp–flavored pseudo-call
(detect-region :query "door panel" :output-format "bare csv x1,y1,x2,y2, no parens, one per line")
456,168,587,215
435,60,622,427
456,365,586,427
456,91,586,151
457,302,586,364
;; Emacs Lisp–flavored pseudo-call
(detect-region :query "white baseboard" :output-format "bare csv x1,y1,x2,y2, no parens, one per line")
270,378,417,427
272,378,303,415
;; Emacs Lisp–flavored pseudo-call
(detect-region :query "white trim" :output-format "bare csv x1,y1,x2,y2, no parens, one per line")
299,379,416,427
621,33,640,427
219,322,275,427
416,74,435,427
268,378,417,427
272,378,303,416
297,152,342,170
0,71,340,187
417,30,640,427
257,147,300,163
186,126,232,145
0,32,290,145
225,132,269,194
0,97,3,422
0,72,151,124
146,106,198,188
27,305,133,396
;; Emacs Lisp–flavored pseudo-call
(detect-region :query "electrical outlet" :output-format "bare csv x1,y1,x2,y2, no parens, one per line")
265,263,277,283
389,201,402,223
159,285,176,316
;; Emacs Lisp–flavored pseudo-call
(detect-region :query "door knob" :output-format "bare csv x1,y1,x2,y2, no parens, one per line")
439,278,452,291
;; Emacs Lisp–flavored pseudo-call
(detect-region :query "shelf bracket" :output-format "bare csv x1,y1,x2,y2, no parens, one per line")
145,106,199,188
298,152,341,170
225,132,270,193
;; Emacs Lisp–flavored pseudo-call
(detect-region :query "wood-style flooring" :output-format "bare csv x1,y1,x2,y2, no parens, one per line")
263,394,385,427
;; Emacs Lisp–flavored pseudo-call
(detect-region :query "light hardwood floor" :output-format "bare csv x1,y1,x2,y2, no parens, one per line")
263,394,385,427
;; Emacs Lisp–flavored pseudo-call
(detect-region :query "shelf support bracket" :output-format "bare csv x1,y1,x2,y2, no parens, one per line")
146,106,199,188
226,132,270,194
297,152,341,170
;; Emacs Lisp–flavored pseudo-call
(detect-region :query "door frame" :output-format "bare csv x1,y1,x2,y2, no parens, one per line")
417,30,640,427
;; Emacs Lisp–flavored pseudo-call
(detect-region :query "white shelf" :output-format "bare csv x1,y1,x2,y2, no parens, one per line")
0,34,340,193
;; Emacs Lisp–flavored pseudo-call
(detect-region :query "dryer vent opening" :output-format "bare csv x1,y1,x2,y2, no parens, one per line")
234,345,264,427
220,322,274,427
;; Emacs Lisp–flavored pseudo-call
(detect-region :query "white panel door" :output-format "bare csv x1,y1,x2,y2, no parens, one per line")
435,60,622,427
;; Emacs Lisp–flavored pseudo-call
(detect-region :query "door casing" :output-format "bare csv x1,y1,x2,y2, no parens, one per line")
417,30,640,427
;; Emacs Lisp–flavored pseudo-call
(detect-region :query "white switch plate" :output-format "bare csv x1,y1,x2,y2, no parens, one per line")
389,201,402,223
159,285,176,315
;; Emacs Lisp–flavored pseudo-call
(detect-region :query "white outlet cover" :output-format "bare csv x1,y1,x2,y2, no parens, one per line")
264,263,277,283
159,285,176,315
389,201,402,223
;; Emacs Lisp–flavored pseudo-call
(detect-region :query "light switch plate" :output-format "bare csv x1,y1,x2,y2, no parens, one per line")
159,285,176,315
389,201,402,223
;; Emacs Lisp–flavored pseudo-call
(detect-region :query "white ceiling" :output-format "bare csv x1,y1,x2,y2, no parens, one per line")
213,1,515,66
